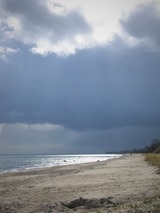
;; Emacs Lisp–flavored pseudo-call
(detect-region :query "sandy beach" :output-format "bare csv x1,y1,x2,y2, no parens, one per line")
0,154,160,212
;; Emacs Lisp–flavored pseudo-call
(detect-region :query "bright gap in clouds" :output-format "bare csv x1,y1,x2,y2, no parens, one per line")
56,0,155,45
1,0,158,57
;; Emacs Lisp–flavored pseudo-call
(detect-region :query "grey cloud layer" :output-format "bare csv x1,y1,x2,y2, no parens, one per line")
1,124,160,154
1,36,160,130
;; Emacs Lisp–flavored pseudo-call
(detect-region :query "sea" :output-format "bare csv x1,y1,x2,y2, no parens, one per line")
0,154,121,173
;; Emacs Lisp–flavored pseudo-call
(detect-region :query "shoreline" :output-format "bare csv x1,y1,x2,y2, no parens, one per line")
0,154,160,212
0,155,122,177
0,154,122,175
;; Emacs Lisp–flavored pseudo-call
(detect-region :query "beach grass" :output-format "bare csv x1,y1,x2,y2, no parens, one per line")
144,154,160,170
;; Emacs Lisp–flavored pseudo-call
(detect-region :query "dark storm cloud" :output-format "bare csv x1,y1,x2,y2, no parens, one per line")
72,126,160,152
0,36,160,130
121,3,160,49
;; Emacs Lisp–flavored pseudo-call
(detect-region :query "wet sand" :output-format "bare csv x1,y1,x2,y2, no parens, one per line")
0,154,160,212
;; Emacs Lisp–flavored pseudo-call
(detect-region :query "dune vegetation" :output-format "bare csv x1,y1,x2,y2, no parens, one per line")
144,153,160,172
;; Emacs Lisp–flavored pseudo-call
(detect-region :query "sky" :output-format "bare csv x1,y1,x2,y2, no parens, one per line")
0,0,160,154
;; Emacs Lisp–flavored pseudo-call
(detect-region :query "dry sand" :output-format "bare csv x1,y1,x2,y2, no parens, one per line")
0,154,160,212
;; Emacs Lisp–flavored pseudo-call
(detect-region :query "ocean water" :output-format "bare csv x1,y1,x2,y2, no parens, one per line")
0,154,121,173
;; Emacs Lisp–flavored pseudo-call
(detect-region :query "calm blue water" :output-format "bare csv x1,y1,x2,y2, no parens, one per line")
0,154,121,173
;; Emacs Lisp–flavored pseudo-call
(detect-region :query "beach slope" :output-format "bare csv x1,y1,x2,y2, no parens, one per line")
0,154,160,212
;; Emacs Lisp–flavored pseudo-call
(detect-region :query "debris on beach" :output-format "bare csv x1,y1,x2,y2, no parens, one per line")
61,196,116,209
